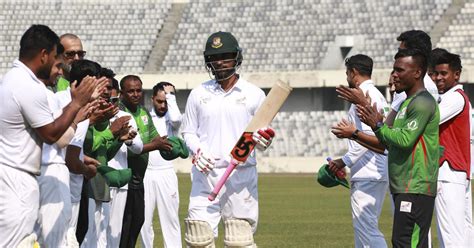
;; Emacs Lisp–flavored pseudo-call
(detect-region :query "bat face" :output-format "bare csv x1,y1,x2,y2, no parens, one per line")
229,81,292,163
231,132,255,163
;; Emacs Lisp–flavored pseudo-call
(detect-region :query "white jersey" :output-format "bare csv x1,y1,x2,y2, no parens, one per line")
391,74,439,111
182,78,265,168
41,89,66,165
69,119,90,203
148,93,182,170
108,111,144,169
341,80,388,181
0,60,54,174
107,111,143,190
438,84,471,184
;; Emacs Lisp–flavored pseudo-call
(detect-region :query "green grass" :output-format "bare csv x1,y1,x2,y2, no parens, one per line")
142,173,451,247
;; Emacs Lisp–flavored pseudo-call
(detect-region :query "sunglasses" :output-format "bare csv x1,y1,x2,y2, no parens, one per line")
63,50,86,59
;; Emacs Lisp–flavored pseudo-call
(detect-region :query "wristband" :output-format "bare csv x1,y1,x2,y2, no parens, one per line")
349,129,359,140
373,121,384,131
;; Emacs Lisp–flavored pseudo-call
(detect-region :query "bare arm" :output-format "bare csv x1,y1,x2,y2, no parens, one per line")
35,77,99,144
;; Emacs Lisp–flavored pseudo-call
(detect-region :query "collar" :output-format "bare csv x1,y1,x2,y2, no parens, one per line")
13,59,44,86
212,77,243,93
358,79,374,91
150,108,166,119
443,84,463,95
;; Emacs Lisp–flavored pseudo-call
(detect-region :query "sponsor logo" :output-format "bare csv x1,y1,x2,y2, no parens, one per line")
407,120,418,131
397,107,406,119
211,37,223,49
141,115,148,125
400,201,412,213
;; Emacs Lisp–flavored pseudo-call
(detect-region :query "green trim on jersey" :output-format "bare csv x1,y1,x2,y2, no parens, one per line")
411,223,420,248
56,77,70,92
119,102,159,188
375,90,440,196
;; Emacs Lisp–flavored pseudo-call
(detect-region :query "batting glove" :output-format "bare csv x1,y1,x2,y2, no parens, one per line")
192,148,216,174
252,127,275,151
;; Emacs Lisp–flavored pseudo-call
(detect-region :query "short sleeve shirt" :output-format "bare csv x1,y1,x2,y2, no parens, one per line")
0,60,54,174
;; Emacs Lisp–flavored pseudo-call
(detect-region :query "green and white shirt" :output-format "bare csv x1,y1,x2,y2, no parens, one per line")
120,102,159,189
375,90,440,196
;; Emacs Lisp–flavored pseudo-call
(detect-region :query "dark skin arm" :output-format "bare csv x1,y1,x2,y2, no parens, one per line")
35,77,102,144
331,119,386,154
65,145,99,179
141,135,172,154
355,102,387,150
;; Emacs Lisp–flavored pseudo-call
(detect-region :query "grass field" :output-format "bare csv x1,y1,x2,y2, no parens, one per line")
144,173,454,247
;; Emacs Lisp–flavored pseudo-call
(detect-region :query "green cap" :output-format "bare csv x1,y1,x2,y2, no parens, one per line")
160,136,189,161
97,165,132,188
203,31,241,57
316,164,350,189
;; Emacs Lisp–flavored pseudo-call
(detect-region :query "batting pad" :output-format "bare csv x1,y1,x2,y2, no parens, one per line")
184,219,215,248
224,219,256,248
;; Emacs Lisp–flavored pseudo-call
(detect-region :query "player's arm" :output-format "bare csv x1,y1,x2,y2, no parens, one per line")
367,95,435,149
65,145,98,178
35,77,98,144
125,117,143,154
140,112,172,154
181,91,203,155
439,91,464,124
165,87,182,131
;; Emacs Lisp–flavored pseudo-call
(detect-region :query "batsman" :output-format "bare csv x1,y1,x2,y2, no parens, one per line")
181,31,275,248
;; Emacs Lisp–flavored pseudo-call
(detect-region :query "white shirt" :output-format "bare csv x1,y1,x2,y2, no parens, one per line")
41,89,66,165
147,93,182,170
391,74,439,111
69,118,89,202
108,111,143,189
437,84,471,183
341,80,388,181
182,78,265,168
0,60,54,174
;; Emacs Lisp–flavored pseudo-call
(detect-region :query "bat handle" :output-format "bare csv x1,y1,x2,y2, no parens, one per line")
208,158,239,201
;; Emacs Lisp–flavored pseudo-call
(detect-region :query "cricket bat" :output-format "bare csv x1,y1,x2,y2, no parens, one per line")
208,80,292,201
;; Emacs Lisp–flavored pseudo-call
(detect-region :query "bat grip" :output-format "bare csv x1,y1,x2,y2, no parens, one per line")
208,158,239,201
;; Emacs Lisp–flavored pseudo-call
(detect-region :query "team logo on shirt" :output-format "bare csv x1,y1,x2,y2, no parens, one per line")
200,96,211,104
407,120,418,131
211,37,223,49
397,107,406,119
141,115,148,125
235,96,246,105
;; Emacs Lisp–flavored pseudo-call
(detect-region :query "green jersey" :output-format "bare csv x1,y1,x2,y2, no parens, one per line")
119,102,158,189
375,90,440,196
84,121,123,201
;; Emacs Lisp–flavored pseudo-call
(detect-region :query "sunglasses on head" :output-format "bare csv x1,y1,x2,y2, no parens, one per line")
63,50,86,59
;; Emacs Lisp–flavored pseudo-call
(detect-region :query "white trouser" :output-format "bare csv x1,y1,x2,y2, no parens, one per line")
0,165,39,247
68,173,83,240
107,187,128,248
466,180,474,246
436,178,472,247
81,200,110,248
140,168,182,248
351,180,388,248
35,163,71,247
188,165,258,237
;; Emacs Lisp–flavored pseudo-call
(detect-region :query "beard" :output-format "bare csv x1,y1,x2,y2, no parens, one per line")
213,67,236,81
37,64,52,80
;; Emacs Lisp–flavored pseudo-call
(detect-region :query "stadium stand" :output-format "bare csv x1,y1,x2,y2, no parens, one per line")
262,111,347,157
437,1,474,65
0,0,171,75
162,0,452,72
0,0,473,159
